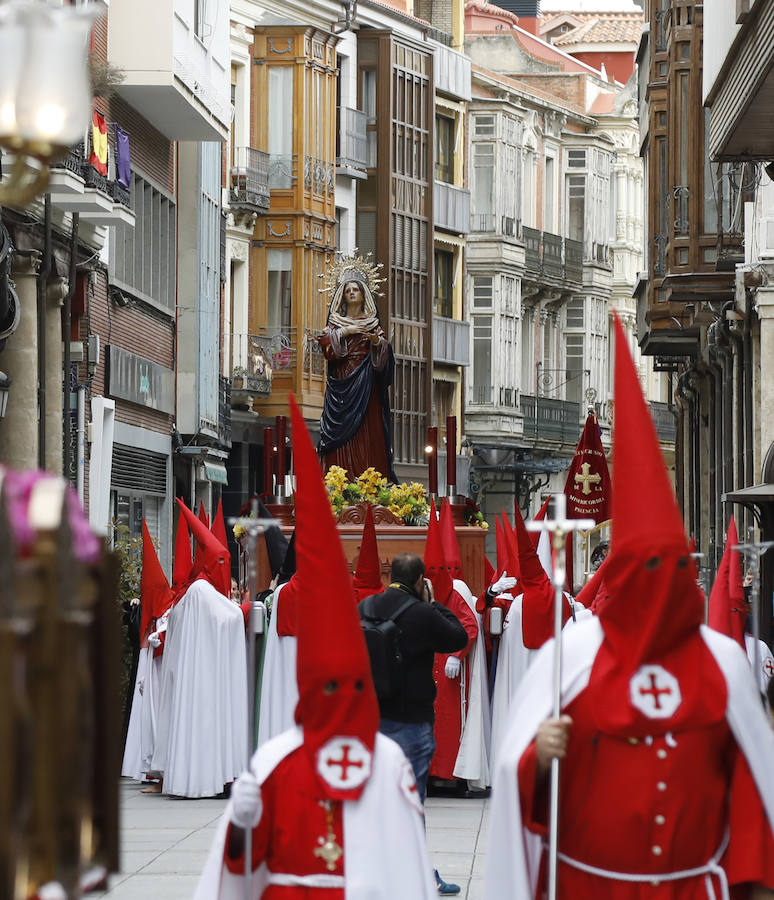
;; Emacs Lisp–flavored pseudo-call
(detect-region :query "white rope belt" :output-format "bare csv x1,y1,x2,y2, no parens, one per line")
557,831,730,900
267,872,346,888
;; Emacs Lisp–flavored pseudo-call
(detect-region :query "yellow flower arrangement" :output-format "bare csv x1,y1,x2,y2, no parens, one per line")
324,466,430,525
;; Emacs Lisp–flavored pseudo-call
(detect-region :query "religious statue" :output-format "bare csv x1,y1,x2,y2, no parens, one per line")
317,253,397,482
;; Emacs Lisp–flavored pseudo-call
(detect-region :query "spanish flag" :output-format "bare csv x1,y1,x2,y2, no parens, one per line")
89,111,108,176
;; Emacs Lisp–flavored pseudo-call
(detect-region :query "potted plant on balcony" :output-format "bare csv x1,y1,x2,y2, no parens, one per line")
232,366,248,390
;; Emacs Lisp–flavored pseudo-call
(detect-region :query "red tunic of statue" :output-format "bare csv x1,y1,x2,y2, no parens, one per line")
517,686,774,899
318,327,390,478
430,589,479,779
224,745,346,899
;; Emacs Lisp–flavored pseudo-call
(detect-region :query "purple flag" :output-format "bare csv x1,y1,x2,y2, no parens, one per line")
114,124,131,189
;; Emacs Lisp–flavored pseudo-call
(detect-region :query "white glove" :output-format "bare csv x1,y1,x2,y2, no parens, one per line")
230,772,263,829
148,632,161,649
491,574,518,595
445,656,461,679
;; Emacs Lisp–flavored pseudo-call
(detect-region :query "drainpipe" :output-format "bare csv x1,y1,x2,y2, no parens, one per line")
685,366,702,552
63,213,79,483
37,195,52,469
705,341,720,574
677,368,698,541
719,299,743,496
674,370,689,526
743,296,755,535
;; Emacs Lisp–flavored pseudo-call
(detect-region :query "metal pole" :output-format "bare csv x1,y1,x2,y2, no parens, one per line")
63,213,78,482
228,509,275,899
76,384,86,502
527,494,594,900
243,500,259,899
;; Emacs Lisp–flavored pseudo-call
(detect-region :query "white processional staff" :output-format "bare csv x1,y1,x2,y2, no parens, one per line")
732,530,774,703
229,507,276,900
527,494,594,900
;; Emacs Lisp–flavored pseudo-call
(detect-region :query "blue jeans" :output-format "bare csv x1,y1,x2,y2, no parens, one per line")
379,719,435,806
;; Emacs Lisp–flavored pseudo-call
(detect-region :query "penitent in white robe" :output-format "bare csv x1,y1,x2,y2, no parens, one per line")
451,579,491,789
152,579,248,797
256,581,298,749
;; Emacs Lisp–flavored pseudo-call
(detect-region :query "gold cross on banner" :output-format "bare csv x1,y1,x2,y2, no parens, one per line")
574,462,601,495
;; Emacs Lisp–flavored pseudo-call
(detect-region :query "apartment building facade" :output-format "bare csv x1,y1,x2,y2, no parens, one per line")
0,0,232,569
461,6,670,530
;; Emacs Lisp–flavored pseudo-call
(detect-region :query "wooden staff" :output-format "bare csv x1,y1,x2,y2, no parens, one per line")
527,494,594,900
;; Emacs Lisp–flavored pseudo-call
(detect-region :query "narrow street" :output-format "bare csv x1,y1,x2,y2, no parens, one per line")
93,781,490,900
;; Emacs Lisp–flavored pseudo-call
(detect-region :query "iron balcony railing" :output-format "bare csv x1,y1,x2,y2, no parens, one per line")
433,181,470,234
433,315,471,366
649,400,677,443
230,146,270,212
523,228,607,279
470,213,520,236
471,385,494,405
304,156,334,195
565,238,583,282
268,154,296,190
303,329,326,378
521,394,581,442
51,140,133,209
471,213,497,233
230,330,297,380
337,107,368,174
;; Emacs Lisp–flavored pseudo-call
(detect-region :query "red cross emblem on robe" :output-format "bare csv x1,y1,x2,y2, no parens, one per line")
629,664,682,719
317,736,371,791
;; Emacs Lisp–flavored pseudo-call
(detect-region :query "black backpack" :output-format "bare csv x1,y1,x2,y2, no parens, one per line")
359,593,417,702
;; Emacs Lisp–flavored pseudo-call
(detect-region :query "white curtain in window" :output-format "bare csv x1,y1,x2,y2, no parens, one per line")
268,67,293,187
267,249,293,333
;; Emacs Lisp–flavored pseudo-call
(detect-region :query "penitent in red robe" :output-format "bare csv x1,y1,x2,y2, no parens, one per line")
430,588,479,780
224,744,346,899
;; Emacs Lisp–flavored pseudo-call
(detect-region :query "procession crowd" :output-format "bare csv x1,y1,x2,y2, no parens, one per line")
121,319,774,899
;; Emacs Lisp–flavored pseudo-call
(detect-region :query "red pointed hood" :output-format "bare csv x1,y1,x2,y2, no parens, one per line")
440,499,463,580
198,501,209,528
588,315,725,735
177,500,231,598
512,502,571,649
353,503,384,602
484,555,495,590
708,517,746,648
172,505,193,592
574,557,610,614
529,496,551,551
494,514,508,579
211,498,232,580
424,500,453,605
140,518,172,642
290,395,379,801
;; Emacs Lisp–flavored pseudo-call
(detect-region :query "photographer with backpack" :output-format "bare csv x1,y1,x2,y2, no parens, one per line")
359,552,468,895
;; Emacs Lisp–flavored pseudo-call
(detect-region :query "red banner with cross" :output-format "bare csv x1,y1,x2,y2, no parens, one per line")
563,409,611,591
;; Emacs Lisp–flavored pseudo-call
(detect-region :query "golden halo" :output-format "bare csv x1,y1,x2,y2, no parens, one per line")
319,250,385,298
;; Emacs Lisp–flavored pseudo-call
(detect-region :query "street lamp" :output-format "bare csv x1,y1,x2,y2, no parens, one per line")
0,1,96,208
0,370,12,419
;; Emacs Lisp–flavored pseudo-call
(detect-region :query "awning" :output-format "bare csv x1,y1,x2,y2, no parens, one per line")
723,484,774,505
202,459,228,485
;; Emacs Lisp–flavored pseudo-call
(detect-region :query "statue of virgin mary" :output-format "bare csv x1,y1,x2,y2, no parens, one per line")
317,255,396,482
